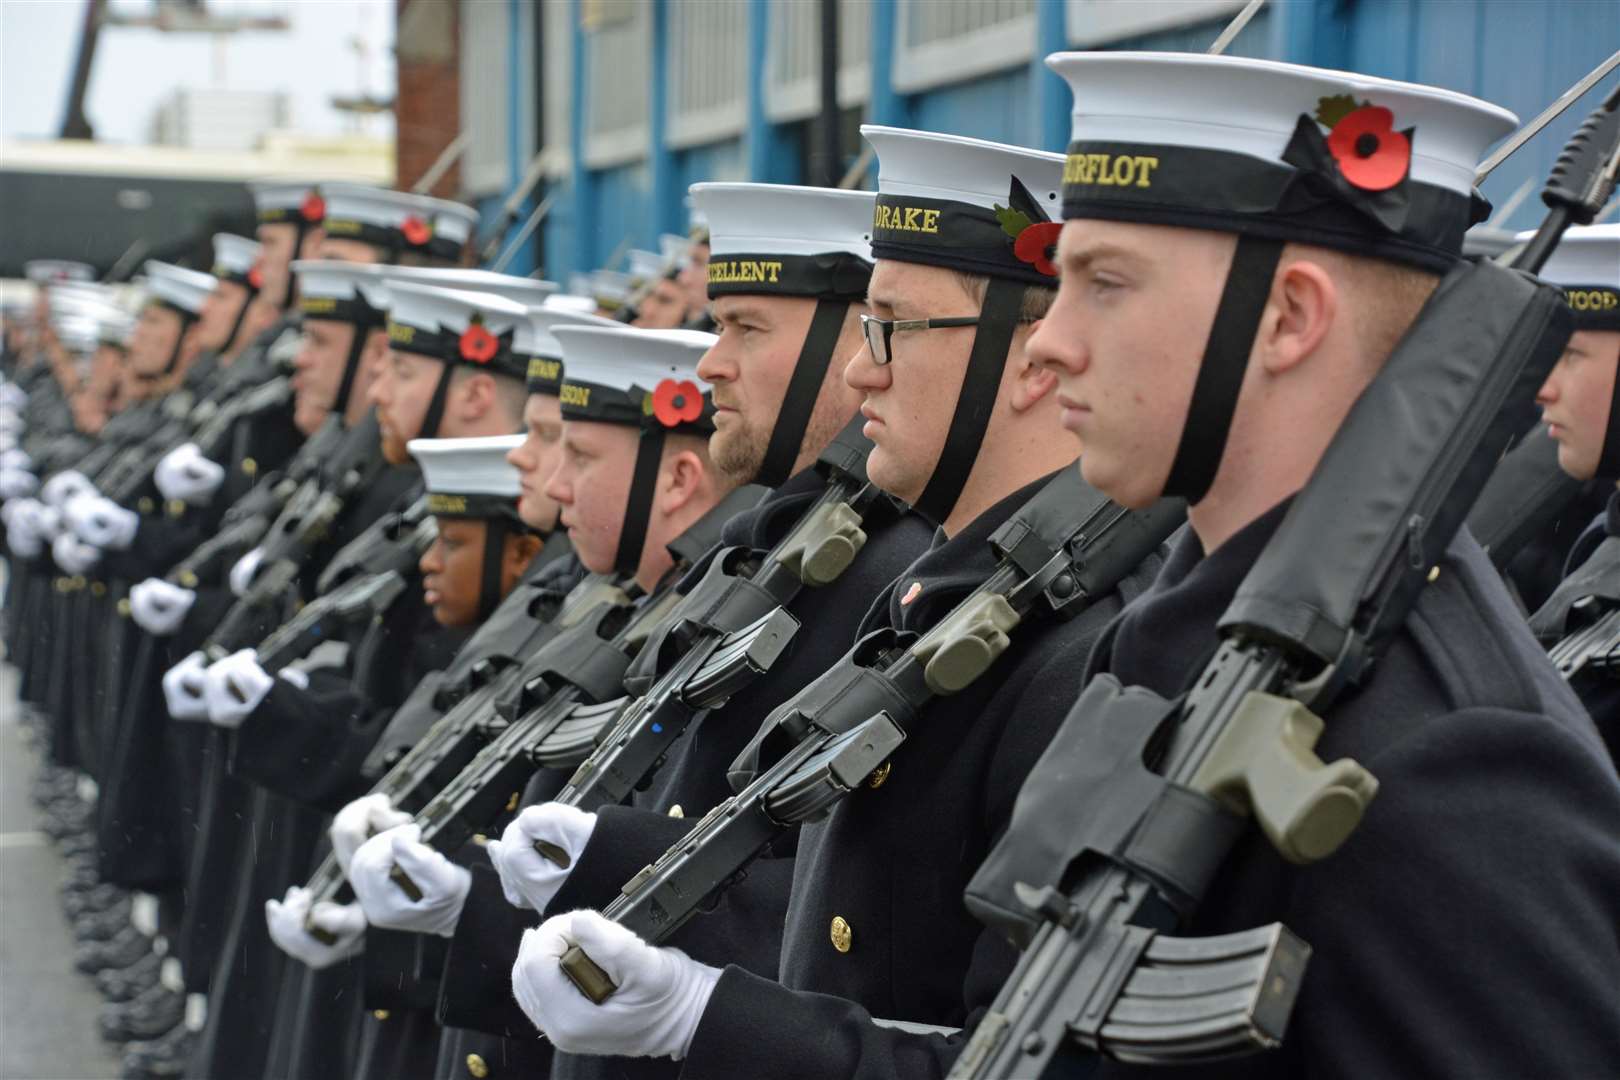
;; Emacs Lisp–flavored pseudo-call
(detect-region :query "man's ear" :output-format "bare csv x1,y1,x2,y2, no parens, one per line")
1257,260,1335,376
1009,320,1058,413
658,447,707,514
455,371,496,422
504,531,542,578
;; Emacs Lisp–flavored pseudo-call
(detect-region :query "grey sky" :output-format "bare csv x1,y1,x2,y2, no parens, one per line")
0,0,395,145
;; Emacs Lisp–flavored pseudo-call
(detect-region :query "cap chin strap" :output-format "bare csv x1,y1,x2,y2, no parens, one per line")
286,219,311,314
477,517,512,622
223,288,255,354
331,318,380,419
1596,365,1620,480
911,277,1025,525
612,427,668,576
754,298,849,488
1161,236,1285,504
415,363,456,441
155,310,198,380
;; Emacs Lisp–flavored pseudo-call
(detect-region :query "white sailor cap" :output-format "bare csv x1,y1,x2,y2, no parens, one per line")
691,182,875,300
212,234,263,288
552,326,716,434
25,260,95,285
588,270,634,311
626,249,671,287
386,282,531,381
543,294,603,315
142,261,216,316
320,183,481,261
291,260,391,325
863,125,1065,286
408,434,525,520
1045,52,1517,270
52,315,102,355
1520,223,1620,331
522,303,621,395
660,233,692,270
375,266,558,308
248,179,326,225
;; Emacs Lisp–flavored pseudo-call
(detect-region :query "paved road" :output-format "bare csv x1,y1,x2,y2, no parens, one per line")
0,663,123,1080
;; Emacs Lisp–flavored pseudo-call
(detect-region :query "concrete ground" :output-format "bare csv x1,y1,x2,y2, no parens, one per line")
0,663,123,1080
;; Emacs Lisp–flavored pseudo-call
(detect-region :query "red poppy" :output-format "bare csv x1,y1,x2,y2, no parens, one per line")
1013,221,1063,277
651,379,703,427
402,215,432,247
1325,105,1410,192
247,266,264,290
300,192,325,223
459,322,498,364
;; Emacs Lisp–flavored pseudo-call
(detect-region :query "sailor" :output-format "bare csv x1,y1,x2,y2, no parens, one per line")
318,182,482,268
509,125,1161,1077
436,183,933,1079
1010,52,1620,1075
626,248,690,330
1527,223,1620,759
248,178,330,314
201,232,264,361
677,215,713,329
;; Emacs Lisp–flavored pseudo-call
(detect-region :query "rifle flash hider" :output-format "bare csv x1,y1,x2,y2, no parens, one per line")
1189,691,1379,865
778,502,868,587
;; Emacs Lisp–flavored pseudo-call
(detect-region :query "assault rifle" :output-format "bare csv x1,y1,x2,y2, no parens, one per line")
378,482,771,901
557,470,1185,1002
946,263,1571,1077
549,421,901,810
1536,536,1620,682
200,414,392,659
1465,422,1593,569
298,571,636,941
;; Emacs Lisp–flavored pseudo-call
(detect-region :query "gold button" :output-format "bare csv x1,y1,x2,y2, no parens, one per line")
70,575,86,591
179,570,198,588
505,791,520,813
117,598,132,617
830,916,852,954
137,497,155,515
866,762,891,790
242,457,258,477
372,1009,390,1021
465,1054,489,1079
472,834,488,846
166,499,186,518
667,804,684,819
90,582,106,597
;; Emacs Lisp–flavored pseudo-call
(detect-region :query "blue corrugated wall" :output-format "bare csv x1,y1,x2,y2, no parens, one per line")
509,0,1617,282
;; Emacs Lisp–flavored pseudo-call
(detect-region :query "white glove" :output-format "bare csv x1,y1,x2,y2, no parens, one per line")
51,531,101,574
348,824,471,937
0,410,22,435
155,443,225,506
129,579,196,636
330,793,413,876
0,383,26,410
4,498,44,557
229,547,264,597
512,909,721,1059
0,469,36,500
266,886,367,970
0,447,32,471
486,803,598,913
0,431,15,452
41,470,95,509
202,649,275,729
162,651,211,720
72,496,138,550
34,504,62,541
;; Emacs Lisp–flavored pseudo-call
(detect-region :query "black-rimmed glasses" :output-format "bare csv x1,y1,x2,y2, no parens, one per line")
859,314,980,366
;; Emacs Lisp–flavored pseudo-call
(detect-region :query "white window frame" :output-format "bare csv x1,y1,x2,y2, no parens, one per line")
539,0,573,178
460,0,513,197
667,2,750,150
891,0,1036,95
1065,0,1248,48
583,2,651,170
763,0,872,124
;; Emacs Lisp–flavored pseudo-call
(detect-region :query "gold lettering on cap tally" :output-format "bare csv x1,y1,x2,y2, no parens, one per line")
1063,153,1160,189
301,297,338,316
873,204,942,234
426,493,468,515
527,357,561,382
387,322,416,345
708,260,784,285
559,383,592,408
1565,288,1619,312
323,218,362,235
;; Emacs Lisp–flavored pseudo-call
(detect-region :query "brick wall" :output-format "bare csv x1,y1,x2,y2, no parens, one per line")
394,0,461,198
